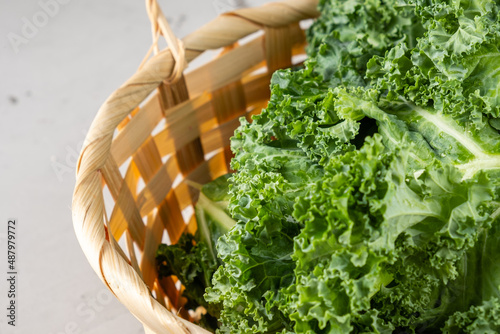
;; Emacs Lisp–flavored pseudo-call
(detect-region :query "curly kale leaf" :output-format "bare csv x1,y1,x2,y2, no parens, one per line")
205,0,500,332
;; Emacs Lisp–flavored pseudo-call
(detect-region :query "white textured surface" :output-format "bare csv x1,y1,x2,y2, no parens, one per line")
0,1,273,333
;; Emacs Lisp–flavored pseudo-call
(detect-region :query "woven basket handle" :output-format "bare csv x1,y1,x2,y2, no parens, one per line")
141,0,186,83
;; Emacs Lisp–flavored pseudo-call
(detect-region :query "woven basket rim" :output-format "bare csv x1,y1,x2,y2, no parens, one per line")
72,1,319,333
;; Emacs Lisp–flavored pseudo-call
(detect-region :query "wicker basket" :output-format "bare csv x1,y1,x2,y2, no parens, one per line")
72,1,319,333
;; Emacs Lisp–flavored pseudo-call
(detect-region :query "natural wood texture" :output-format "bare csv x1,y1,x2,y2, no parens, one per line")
72,0,319,333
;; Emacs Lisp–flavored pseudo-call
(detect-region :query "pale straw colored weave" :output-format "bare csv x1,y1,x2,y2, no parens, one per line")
72,0,319,333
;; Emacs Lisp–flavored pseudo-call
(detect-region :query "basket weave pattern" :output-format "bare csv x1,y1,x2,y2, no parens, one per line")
72,1,319,333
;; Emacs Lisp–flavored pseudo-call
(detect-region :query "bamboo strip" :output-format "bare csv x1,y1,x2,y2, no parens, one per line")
201,115,243,154
175,138,204,176
126,230,143,279
140,212,165,290
137,157,179,217
115,93,211,164
211,81,247,124
133,136,164,183
101,157,123,200
103,156,146,247
107,218,135,270
265,25,293,73
229,1,314,27
153,281,167,308
172,150,230,213
185,214,198,236
154,119,201,157
242,72,272,102
158,76,190,112
73,170,107,277
185,37,265,98
182,15,260,51
186,150,228,186
157,191,186,245
171,182,196,221
111,95,164,166
158,276,181,309
108,182,146,249
124,160,140,198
